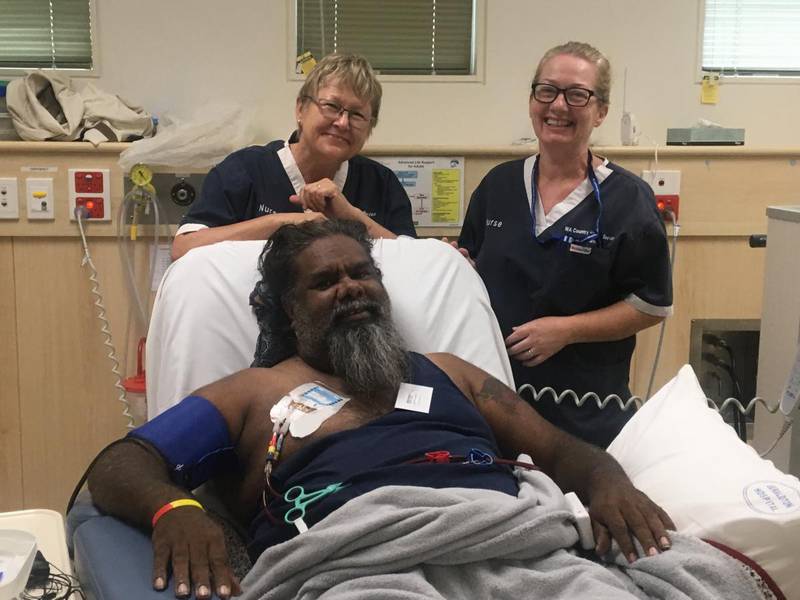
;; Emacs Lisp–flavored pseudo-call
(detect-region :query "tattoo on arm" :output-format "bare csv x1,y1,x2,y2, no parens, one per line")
474,376,522,414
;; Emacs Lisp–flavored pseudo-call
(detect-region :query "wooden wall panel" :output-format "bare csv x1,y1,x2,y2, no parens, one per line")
0,239,23,510
15,238,145,511
630,237,766,398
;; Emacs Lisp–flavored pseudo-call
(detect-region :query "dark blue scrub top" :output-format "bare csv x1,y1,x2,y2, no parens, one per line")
459,158,672,447
180,140,417,237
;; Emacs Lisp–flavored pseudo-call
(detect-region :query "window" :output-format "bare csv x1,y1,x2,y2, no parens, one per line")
0,0,95,72
295,0,476,76
702,0,800,77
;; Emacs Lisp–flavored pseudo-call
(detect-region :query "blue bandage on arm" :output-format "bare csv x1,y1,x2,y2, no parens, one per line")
127,395,238,489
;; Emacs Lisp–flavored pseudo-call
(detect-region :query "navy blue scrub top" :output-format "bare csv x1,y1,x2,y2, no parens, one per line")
459,158,672,447
180,140,417,237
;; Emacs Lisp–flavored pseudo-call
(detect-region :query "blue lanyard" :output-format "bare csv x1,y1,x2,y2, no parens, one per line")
531,151,604,247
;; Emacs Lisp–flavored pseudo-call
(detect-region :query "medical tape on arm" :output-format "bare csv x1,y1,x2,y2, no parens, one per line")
127,395,237,489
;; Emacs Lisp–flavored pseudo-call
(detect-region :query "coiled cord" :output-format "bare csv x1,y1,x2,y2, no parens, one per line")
76,207,135,430
518,383,791,457
517,384,643,412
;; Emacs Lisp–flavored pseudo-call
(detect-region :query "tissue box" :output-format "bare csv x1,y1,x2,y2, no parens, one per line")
667,127,744,146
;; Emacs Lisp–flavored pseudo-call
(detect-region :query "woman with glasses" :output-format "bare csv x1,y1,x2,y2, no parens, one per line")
172,54,415,260
457,42,672,447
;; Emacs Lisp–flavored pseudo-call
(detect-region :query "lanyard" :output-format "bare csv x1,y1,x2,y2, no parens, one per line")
531,151,604,247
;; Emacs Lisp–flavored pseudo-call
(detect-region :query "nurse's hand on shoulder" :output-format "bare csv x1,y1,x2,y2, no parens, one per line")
441,238,475,269
290,178,355,220
505,317,572,367
151,508,241,599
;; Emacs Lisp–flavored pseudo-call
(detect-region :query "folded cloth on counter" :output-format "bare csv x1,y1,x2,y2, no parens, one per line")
6,71,84,141
6,72,154,145
80,82,155,146
240,467,768,600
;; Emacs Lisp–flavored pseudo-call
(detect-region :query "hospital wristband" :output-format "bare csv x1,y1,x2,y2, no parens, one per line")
151,499,205,528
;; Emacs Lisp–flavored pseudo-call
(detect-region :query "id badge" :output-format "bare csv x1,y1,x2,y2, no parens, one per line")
569,243,592,255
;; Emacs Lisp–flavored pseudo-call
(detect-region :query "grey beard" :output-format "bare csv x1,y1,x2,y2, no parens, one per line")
327,316,409,396
294,299,409,396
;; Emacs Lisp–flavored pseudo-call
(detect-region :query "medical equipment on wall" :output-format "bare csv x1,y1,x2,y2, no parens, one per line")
620,68,639,146
119,163,169,336
74,206,135,429
121,338,147,424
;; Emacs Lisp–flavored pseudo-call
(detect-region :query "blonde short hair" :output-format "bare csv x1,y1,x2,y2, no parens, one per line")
298,53,383,124
532,41,611,106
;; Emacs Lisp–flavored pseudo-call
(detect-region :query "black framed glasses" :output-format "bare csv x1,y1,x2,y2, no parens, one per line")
531,83,597,107
303,96,373,129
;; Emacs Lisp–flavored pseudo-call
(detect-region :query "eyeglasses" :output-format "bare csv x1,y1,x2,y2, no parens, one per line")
303,96,373,129
531,83,597,107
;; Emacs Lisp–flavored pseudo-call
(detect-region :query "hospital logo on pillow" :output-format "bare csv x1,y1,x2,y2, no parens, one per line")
743,481,800,515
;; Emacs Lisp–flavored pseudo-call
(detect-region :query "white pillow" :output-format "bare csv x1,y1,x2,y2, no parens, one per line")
146,238,514,418
608,365,800,598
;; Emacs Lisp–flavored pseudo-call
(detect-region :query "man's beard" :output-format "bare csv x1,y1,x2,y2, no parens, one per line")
294,297,409,396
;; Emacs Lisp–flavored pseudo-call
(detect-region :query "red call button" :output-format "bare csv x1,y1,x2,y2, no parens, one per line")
75,171,104,193
76,197,104,218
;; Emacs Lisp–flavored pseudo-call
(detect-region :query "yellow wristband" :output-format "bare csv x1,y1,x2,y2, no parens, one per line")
151,498,204,528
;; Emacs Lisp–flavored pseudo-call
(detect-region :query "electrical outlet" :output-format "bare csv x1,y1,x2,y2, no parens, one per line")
26,177,55,220
641,170,680,221
69,168,110,220
0,177,19,219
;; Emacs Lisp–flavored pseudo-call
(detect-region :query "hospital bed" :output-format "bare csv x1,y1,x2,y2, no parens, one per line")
68,237,799,599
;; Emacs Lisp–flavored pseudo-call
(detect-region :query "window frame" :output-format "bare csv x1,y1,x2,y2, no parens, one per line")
696,0,800,84
0,0,100,78
286,0,485,83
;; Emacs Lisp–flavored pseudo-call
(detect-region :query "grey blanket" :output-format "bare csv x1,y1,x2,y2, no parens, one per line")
241,468,765,599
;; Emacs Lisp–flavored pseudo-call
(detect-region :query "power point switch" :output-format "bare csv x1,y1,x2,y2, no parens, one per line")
0,177,20,219
641,170,680,221
26,177,55,220
69,168,110,220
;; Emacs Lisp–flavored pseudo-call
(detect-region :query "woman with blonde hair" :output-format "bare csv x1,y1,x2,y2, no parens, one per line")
173,53,415,260
459,42,672,447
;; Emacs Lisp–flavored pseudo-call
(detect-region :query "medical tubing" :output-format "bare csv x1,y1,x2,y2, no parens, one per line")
518,384,782,417
759,417,794,458
646,211,679,399
714,394,781,416
117,190,149,333
517,384,642,412
76,208,136,430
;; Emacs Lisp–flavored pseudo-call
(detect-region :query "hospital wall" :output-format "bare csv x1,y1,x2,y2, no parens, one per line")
93,0,799,147
2,0,798,513
0,141,790,513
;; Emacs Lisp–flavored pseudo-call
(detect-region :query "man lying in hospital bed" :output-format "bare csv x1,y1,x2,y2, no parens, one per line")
72,219,794,600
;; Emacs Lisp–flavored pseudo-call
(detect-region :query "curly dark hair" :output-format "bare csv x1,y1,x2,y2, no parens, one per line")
249,219,379,367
